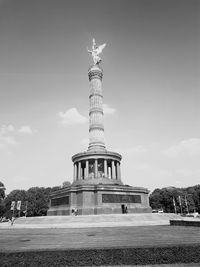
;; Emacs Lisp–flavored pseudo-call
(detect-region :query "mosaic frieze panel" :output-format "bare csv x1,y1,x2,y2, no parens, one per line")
51,196,69,206
102,194,141,203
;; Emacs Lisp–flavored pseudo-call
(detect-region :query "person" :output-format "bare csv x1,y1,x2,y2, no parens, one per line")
125,206,128,213
74,208,78,216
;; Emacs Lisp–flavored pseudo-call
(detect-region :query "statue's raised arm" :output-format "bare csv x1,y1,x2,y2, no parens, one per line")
87,38,106,65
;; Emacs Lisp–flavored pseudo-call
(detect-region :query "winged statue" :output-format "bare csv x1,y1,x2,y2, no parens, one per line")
87,38,106,65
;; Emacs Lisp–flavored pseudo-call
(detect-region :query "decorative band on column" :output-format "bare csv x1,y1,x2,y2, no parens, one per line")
89,124,104,131
88,70,103,81
89,108,103,115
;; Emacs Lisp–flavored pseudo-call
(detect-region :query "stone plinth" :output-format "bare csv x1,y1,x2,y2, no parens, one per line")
47,184,151,216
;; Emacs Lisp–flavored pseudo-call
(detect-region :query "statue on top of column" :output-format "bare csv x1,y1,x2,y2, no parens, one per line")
87,38,106,65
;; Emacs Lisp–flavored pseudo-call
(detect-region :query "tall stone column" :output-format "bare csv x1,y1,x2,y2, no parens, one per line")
104,159,108,178
85,160,89,179
108,166,111,179
111,160,116,179
88,65,105,151
94,159,98,178
73,163,77,181
116,162,121,180
78,162,81,180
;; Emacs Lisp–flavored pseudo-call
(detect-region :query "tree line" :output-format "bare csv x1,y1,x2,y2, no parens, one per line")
1,181,200,217
149,185,200,213
0,181,62,218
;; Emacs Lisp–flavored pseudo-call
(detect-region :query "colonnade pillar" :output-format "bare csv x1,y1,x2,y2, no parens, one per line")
78,162,81,180
73,163,77,181
104,159,108,178
73,159,121,181
116,162,121,180
95,159,98,178
85,160,89,179
111,160,116,179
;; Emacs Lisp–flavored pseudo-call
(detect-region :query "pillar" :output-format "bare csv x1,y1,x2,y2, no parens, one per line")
111,160,116,179
116,162,121,180
78,162,81,180
104,159,108,177
85,160,89,179
73,163,77,181
95,159,98,178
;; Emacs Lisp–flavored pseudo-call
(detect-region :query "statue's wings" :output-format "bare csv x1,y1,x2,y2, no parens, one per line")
96,43,106,55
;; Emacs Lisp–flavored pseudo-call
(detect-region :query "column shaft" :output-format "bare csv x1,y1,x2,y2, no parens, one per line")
78,162,81,180
111,160,116,179
104,159,108,178
73,163,77,181
95,159,98,178
85,160,89,179
116,162,121,180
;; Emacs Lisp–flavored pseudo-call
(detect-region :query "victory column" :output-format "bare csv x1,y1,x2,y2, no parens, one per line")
48,39,151,215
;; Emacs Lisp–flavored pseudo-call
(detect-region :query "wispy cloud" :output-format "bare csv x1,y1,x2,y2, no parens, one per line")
0,125,18,149
103,104,116,115
0,124,15,134
0,124,37,150
163,138,200,157
58,108,88,125
18,125,36,134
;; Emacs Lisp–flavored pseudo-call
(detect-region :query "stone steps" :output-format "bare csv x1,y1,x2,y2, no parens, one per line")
13,213,181,228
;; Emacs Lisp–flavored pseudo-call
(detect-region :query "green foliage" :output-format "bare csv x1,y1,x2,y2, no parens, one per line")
3,189,28,218
150,185,200,213
0,181,5,200
26,187,51,216
0,181,6,217
2,185,62,217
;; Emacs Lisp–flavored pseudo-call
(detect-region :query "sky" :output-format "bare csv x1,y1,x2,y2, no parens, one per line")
0,0,199,194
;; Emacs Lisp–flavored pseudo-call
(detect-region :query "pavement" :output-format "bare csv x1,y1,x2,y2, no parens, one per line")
0,213,182,229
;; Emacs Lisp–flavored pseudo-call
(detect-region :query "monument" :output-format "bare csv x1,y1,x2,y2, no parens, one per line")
48,39,151,215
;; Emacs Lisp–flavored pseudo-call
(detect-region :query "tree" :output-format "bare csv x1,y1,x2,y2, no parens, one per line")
0,181,5,200
0,181,6,217
150,185,200,213
26,187,51,216
62,181,71,188
3,189,27,218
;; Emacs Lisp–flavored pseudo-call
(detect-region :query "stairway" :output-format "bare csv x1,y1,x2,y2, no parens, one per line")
13,213,181,228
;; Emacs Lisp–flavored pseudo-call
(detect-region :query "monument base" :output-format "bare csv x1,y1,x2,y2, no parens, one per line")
47,183,151,216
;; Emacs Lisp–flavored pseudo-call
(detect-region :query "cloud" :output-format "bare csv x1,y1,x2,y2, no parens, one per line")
0,124,15,135
0,125,18,149
18,125,35,134
0,135,18,147
163,138,200,157
58,108,88,125
103,104,116,115
0,124,36,150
